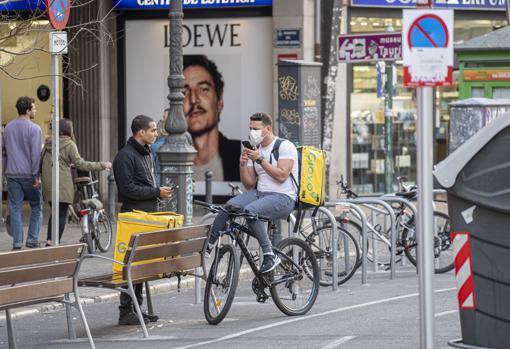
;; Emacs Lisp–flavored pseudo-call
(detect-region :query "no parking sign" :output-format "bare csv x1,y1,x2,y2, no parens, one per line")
403,9,453,87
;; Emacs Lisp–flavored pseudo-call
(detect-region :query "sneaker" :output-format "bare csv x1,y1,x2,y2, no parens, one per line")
118,311,149,326
142,312,159,322
260,254,281,274
11,246,22,251
25,241,41,248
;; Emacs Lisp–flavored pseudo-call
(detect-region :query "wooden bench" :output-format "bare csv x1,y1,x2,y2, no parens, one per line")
0,243,95,349
78,224,210,338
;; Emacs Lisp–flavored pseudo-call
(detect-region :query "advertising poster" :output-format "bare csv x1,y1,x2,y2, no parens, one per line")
125,17,273,195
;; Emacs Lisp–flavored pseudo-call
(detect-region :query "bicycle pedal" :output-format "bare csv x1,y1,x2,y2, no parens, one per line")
256,295,268,303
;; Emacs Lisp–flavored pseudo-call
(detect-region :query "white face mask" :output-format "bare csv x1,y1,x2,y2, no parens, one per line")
249,129,265,145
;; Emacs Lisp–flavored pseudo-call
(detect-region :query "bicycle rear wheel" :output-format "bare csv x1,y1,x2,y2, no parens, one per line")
270,238,320,316
92,211,112,253
204,244,240,325
402,211,454,273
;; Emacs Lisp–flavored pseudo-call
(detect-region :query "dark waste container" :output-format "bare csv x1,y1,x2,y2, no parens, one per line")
434,113,510,349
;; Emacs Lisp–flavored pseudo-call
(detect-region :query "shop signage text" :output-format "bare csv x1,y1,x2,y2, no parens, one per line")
464,70,510,81
0,0,45,11
351,0,507,10
338,32,402,62
164,23,241,47
112,0,272,10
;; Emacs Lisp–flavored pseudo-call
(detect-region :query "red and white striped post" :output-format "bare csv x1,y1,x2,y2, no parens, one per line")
452,232,476,309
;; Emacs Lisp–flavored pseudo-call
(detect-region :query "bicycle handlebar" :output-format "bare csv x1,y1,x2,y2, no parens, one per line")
194,200,270,221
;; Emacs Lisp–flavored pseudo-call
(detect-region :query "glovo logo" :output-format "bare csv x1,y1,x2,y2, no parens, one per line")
117,241,127,254
304,150,319,201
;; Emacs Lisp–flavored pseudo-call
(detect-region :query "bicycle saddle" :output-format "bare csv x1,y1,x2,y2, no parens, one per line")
74,177,92,185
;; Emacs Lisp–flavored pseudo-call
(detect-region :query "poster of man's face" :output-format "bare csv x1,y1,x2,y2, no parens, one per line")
125,17,273,194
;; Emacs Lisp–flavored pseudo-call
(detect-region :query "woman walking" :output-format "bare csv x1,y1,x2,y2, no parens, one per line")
41,119,111,246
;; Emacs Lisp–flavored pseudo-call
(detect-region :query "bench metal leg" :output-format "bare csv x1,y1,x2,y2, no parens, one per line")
194,268,202,304
129,283,149,338
65,293,77,340
144,282,154,316
6,309,16,349
73,290,96,349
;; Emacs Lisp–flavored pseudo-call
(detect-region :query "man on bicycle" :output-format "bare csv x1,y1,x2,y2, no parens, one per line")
208,112,298,273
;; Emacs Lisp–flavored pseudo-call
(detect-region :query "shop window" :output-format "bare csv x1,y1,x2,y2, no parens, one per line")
471,87,485,98
492,87,510,99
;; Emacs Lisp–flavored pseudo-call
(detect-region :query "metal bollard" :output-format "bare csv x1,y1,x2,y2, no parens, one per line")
205,171,213,203
107,174,116,220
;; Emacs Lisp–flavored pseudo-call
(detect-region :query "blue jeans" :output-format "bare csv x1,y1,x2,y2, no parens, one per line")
211,190,295,254
7,178,43,248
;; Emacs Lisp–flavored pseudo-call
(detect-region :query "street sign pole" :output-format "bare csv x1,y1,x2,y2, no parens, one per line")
47,0,70,247
417,86,435,349
51,49,60,246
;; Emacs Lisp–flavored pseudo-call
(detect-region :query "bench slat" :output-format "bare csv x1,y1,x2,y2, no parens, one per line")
0,296,64,311
125,254,202,280
0,261,78,286
129,238,207,263
132,225,210,247
0,244,84,269
79,274,160,289
0,278,73,306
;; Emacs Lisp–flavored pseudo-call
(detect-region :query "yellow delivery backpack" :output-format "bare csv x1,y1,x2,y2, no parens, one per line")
113,210,184,273
270,139,327,207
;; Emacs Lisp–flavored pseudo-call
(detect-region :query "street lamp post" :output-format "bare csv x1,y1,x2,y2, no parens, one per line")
157,0,196,225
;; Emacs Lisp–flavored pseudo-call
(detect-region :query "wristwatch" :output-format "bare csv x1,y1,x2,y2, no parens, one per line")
255,156,264,165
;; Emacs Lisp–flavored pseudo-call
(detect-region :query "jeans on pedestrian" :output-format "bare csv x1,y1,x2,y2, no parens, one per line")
7,177,43,248
210,190,295,255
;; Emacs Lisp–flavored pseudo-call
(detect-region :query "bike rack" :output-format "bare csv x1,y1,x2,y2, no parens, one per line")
323,202,369,285
337,198,397,281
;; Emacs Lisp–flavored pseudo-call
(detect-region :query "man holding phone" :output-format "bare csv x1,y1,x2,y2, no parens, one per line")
208,112,298,274
113,114,174,325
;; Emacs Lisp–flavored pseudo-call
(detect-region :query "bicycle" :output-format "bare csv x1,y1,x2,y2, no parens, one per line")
293,205,361,287
195,200,320,325
335,176,454,274
70,171,113,253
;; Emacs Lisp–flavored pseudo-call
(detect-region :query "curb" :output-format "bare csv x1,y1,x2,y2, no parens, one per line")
0,267,255,322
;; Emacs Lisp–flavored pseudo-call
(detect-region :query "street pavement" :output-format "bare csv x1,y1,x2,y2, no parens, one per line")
0,203,462,348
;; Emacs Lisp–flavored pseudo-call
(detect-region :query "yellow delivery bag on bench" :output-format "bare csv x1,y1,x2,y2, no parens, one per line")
113,210,184,273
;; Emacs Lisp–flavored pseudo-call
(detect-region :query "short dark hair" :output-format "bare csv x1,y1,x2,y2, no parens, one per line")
250,112,273,127
183,55,224,98
15,96,35,115
131,115,155,135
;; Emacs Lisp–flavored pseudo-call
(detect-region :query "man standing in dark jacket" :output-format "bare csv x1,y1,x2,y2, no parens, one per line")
113,114,173,325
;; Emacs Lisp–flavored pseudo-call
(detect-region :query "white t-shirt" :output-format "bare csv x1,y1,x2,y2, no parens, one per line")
247,137,298,200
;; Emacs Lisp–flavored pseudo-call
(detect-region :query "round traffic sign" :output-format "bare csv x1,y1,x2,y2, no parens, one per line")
407,14,449,49
47,0,70,30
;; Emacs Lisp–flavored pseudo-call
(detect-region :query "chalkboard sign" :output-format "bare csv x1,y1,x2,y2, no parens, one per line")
277,60,323,148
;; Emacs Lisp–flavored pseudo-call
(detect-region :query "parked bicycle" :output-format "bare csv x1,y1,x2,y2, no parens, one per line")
69,171,113,253
195,200,320,325
335,176,454,274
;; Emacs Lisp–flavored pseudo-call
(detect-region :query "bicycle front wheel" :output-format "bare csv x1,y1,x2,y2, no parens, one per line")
270,238,320,316
204,244,240,325
92,211,113,253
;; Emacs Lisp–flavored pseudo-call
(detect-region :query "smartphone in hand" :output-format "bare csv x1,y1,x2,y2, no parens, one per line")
242,141,254,150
